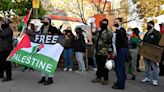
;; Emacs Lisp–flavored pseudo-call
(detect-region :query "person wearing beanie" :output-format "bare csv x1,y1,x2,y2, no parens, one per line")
38,16,54,85
40,16,63,35
40,16,52,34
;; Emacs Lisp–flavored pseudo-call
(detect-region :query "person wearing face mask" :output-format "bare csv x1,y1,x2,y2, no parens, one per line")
40,16,63,35
63,27,75,72
40,16,52,34
92,19,113,85
127,28,141,80
127,28,133,40
38,17,54,85
23,21,37,72
74,27,87,74
112,18,128,89
26,21,40,36
141,21,161,86
0,18,13,82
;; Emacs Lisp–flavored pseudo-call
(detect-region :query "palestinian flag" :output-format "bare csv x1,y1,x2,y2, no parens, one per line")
7,34,64,75
18,9,32,32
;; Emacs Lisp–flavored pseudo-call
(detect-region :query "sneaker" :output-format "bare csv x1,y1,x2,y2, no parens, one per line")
63,68,67,71
92,68,97,71
29,68,34,72
141,78,151,82
152,80,158,86
79,71,87,74
68,68,72,72
23,69,28,72
101,80,109,85
75,70,81,73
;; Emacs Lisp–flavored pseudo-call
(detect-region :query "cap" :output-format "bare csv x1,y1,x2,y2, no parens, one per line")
42,16,51,23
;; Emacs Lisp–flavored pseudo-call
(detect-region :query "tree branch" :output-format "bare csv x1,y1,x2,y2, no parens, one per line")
90,0,100,13
101,0,107,14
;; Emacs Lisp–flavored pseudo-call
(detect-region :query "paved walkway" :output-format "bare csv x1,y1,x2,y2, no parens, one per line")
0,67,164,92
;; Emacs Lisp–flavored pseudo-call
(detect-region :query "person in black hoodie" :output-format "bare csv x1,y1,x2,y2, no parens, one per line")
74,27,86,74
0,18,13,82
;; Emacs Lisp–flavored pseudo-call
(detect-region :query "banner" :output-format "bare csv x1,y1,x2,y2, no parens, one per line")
139,42,163,63
7,34,64,75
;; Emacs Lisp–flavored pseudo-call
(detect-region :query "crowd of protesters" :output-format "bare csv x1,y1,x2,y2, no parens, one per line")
0,13,164,89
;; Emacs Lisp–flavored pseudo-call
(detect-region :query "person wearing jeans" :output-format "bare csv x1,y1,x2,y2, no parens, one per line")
141,21,161,86
143,58,159,81
63,28,74,71
63,48,73,71
74,27,86,74
75,52,86,72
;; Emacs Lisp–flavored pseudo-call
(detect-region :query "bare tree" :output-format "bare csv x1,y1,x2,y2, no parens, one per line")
90,0,108,14
66,0,87,24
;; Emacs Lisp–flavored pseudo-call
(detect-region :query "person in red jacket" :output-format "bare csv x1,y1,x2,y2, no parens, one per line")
159,23,164,34
159,23,164,76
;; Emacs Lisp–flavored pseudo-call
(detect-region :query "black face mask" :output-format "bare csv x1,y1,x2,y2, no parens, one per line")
101,24,108,30
1,24,8,29
44,22,49,26
147,26,152,30
114,24,119,27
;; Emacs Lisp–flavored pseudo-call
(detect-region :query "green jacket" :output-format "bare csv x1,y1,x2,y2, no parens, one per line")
94,29,113,55
130,35,141,48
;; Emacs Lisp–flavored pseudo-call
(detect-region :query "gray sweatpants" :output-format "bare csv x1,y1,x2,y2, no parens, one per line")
129,47,139,76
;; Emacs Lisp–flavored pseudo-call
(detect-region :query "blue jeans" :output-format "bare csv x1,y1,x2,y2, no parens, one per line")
75,52,86,71
115,48,128,89
144,58,159,81
63,48,73,69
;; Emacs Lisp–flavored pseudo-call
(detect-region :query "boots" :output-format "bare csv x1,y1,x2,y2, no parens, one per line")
0,75,4,79
1,77,12,82
92,78,102,83
38,77,46,84
131,75,136,80
44,77,53,85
